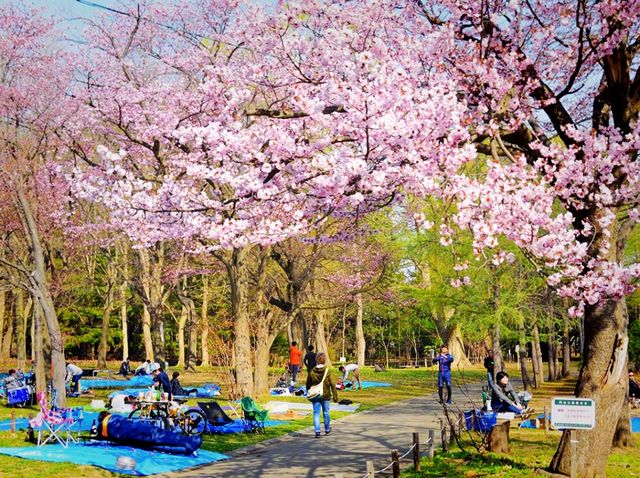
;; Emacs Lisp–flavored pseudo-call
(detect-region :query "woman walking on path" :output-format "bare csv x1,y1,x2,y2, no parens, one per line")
306,352,339,438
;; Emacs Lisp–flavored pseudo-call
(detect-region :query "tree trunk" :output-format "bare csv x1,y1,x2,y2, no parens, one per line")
253,310,277,395
1,302,14,358
137,245,167,365
0,289,5,358
226,247,254,397
446,323,472,369
33,303,46,394
531,323,544,387
200,275,210,367
17,187,66,407
562,312,571,378
314,309,331,365
518,318,532,392
549,299,628,477
177,304,187,368
16,290,31,371
118,243,129,361
142,305,154,360
547,321,557,381
355,292,366,367
97,259,116,369
492,321,504,377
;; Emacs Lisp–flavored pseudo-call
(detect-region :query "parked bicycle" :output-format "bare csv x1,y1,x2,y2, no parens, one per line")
128,399,206,436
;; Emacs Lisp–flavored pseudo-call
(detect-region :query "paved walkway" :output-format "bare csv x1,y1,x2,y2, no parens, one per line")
163,387,480,478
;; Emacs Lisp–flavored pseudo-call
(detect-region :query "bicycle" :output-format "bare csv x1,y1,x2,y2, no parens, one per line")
128,399,207,436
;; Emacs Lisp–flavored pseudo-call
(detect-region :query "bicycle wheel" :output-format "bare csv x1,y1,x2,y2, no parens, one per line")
180,409,207,436
128,408,166,429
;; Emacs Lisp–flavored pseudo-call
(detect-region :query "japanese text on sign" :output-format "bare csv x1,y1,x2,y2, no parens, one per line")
551,397,595,430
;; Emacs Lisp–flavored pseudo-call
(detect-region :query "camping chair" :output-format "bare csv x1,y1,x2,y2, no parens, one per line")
198,401,236,434
239,397,268,433
29,391,84,447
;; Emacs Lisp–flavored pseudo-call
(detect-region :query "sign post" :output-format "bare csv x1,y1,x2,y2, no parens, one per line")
551,397,595,478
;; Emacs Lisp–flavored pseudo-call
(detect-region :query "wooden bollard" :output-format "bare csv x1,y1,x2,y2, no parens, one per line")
428,429,435,459
413,432,421,471
366,460,375,477
10,411,15,433
391,449,400,478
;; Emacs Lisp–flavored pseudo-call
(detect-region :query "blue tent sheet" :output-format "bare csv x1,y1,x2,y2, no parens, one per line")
632,417,640,433
109,386,220,399
340,381,392,391
205,419,289,434
0,443,228,476
82,375,154,389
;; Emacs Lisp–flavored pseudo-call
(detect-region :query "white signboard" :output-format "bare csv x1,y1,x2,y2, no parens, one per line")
551,397,595,430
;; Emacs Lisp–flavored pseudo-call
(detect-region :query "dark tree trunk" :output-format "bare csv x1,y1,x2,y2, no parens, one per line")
562,312,571,378
518,319,532,392
531,323,544,388
549,299,628,477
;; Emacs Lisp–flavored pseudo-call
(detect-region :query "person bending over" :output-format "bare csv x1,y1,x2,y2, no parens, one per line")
338,363,362,390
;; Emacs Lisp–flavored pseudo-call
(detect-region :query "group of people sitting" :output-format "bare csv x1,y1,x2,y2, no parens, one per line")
117,358,197,398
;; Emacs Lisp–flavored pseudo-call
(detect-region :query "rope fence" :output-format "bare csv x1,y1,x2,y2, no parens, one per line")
335,423,444,478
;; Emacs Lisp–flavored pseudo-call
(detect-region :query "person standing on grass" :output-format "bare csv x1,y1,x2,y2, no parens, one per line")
432,344,454,404
304,344,317,372
306,352,339,438
289,341,303,383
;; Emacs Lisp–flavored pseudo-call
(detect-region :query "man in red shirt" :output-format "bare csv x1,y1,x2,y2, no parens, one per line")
289,341,303,384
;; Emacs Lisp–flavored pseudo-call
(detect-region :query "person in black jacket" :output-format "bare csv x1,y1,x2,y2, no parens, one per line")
170,372,197,397
484,351,495,385
118,358,131,377
304,345,317,371
150,363,172,400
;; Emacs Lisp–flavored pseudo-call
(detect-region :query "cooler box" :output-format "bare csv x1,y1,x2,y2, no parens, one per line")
7,386,30,406
464,410,497,432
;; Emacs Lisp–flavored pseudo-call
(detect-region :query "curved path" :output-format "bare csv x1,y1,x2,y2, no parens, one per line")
162,387,480,478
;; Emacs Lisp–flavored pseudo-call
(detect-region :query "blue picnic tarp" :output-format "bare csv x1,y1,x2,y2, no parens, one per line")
82,375,154,389
0,443,228,475
632,417,640,433
109,384,220,399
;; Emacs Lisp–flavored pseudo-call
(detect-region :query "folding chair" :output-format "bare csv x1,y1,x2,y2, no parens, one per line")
198,401,236,434
29,391,83,447
239,397,268,433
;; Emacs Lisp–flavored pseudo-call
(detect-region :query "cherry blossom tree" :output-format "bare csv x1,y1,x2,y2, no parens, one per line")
408,1,640,475
0,3,76,406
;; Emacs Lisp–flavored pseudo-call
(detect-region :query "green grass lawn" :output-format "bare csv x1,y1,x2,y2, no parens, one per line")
0,363,443,477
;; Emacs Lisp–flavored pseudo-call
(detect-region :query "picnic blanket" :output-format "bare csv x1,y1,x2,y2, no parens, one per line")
82,375,155,389
632,417,640,433
344,381,392,390
0,443,228,475
108,384,220,400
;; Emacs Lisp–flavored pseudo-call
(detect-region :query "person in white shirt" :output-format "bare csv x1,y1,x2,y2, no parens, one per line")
338,363,362,390
134,360,151,376
65,363,83,394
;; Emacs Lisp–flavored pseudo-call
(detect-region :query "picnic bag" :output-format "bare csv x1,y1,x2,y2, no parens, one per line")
307,367,329,401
